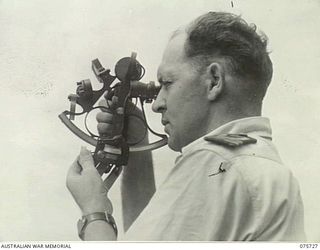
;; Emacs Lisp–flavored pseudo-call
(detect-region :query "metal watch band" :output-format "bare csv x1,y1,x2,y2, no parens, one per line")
77,212,118,240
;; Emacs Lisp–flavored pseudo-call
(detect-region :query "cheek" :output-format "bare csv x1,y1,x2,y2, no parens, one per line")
181,90,207,114
170,84,198,104
166,80,207,119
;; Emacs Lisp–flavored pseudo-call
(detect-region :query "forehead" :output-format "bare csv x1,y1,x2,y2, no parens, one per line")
157,33,189,79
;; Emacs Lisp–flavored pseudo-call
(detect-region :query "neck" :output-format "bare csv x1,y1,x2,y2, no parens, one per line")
205,101,262,134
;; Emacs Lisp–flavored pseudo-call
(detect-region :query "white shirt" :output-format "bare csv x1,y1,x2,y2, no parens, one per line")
122,117,306,241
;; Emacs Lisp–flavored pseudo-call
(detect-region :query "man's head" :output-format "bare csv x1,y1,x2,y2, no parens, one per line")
152,12,273,151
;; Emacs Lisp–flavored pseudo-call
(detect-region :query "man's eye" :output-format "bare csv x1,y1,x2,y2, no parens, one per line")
162,81,173,87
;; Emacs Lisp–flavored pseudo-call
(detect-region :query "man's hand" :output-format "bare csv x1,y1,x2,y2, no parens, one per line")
96,95,156,231
96,96,147,145
66,147,112,215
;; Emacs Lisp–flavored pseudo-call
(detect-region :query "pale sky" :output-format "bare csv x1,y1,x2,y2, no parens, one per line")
0,0,319,241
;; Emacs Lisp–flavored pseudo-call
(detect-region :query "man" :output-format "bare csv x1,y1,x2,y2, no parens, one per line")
66,12,306,241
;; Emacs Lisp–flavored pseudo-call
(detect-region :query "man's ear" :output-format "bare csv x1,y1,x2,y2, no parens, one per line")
205,62,224,101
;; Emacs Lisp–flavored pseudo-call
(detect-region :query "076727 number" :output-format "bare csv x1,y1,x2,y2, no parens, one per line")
300,244,318,248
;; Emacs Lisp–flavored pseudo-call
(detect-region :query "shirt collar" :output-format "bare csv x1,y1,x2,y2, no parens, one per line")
181,116,272,154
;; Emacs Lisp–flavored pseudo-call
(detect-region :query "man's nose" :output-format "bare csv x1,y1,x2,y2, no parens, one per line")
152,89,166,113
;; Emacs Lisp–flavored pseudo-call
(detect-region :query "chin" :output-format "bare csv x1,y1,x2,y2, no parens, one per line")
167,137,182,152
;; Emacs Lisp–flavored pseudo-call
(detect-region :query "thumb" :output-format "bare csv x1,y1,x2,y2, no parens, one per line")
79,146,95,170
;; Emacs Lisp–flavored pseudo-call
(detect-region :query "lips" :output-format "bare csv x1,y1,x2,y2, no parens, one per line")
161,119,169,126
161,119,170,134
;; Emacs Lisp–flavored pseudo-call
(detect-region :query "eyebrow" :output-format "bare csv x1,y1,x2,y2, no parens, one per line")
158,76,174,86
157,70,176,84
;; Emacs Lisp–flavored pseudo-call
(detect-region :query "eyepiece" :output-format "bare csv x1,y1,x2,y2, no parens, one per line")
130,81,160,102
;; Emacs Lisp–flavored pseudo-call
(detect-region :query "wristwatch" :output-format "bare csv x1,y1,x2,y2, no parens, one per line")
77,211,118,240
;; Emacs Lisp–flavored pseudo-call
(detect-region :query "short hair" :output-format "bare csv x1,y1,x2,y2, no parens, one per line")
183,12,273,97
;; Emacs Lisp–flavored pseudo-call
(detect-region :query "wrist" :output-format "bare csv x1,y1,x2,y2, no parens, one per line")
81,199,113,216
82,206,109,216
82,207,112,217
77,211,118,240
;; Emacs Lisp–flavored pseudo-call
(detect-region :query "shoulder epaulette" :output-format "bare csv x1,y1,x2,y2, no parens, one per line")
204,133,257,147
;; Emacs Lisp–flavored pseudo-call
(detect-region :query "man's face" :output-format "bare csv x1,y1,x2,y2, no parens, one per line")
152,33,210,151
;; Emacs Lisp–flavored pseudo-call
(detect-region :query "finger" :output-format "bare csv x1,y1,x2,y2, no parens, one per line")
98,98,118,111
97,99,109,112
97,123,113,135
66,157,81,190
96,112,113,123
103,90,118,105
78,146,95,170
67,156,81,175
